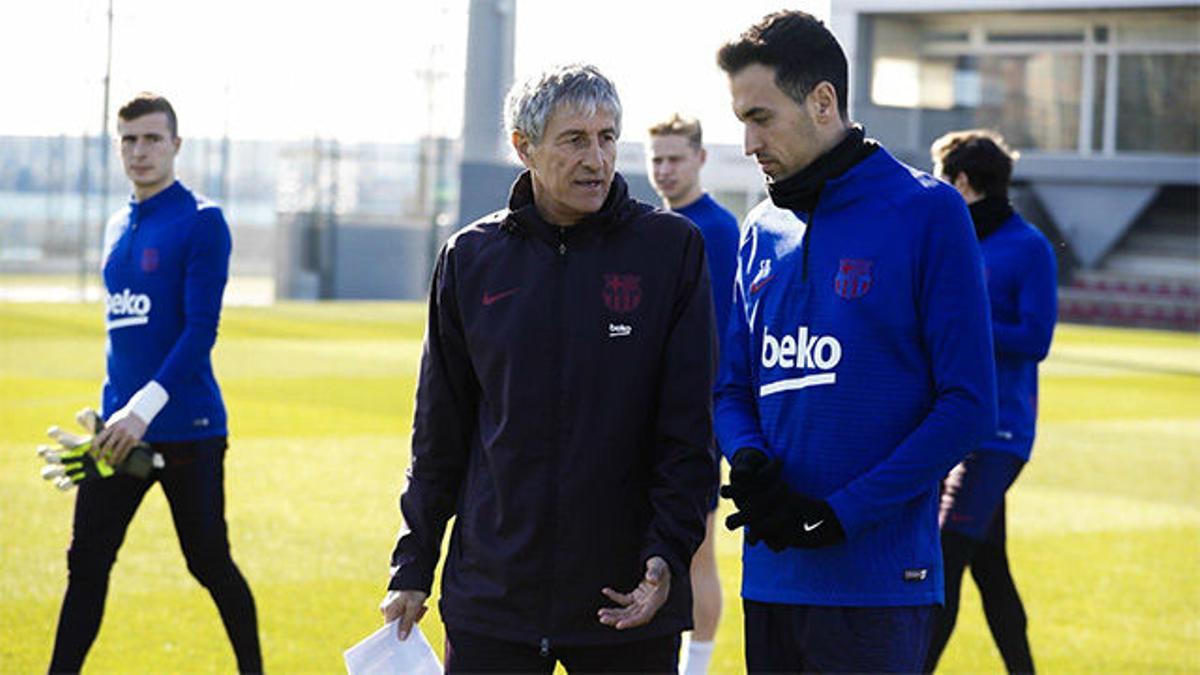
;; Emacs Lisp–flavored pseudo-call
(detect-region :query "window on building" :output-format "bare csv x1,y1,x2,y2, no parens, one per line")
1117,53,1200,154
974,54,1082,151
867,9,1199,156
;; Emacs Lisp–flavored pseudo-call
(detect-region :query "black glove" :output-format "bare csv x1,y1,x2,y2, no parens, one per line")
720,448,783,538
721,448,846,552
720,448,789,546
720,448,783,507
749,494,846,551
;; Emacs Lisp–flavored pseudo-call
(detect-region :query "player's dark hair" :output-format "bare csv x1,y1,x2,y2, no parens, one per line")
931,129,1019,198
717,10,849,121
118,92,178,138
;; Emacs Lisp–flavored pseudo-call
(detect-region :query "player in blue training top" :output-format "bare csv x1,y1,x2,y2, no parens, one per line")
47,93,262,673
646,113,741,675
714,11,997,672
924,129,1057,674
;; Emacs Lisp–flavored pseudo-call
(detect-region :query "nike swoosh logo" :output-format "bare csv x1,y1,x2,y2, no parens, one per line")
482,287,520,306
749,274,775,294
802,520,824,532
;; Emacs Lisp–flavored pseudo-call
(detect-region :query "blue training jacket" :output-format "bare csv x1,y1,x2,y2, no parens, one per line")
101,180,231,442
715,147,997,606
677,192,741,348
980,211,1057,460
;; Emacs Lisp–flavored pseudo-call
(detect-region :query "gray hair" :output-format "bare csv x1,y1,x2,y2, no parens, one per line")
504,63,622,146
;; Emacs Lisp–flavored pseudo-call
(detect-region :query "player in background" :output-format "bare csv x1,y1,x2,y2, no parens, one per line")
924,129,1057,674
714,11,997,672
646,113,740,675
47,93,261,673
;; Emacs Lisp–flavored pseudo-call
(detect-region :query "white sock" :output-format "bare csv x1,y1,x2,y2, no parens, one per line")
680,638,715,675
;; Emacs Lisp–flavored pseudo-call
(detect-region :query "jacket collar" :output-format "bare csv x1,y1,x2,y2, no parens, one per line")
968,195,1014,241
502,171,633,243
766,125,877,216
128,180,185,220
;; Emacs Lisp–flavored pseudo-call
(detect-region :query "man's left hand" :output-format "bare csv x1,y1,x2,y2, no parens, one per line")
598,556,671,630
727,492,847,552
94,411,148,467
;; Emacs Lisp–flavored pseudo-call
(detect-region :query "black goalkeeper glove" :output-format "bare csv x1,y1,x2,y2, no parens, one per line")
721,447,847,552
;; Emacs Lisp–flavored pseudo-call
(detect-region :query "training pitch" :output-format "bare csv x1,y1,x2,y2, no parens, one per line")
1,301,1197,673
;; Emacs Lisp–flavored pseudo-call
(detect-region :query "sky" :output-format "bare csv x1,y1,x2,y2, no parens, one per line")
0,0,827,146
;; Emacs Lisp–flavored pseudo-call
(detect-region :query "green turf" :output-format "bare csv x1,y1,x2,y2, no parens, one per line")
1,304,1197,673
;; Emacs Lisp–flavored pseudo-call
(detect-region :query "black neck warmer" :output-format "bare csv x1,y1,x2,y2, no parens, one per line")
767,125,878,215
969,195,1014,241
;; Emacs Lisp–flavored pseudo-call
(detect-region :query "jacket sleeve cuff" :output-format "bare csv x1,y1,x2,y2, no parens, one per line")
826,490,864,540
120,380,169,426
387,562,435,593
640,543,688,584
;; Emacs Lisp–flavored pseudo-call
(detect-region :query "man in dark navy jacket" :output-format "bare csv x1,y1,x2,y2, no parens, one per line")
380,63,717,672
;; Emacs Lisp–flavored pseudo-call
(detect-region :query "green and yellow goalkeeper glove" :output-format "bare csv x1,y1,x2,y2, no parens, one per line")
38,408,163,491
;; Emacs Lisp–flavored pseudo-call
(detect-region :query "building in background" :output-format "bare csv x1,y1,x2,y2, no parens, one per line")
3,0,1195,326
831,0,1199,329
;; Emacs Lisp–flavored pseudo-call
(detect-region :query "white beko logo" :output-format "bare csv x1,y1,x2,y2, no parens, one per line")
106,288,152,330
759,325,842,396
608,323,632,338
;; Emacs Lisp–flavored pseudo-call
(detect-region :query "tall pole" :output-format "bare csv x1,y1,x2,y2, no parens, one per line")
79,133,91,299
220,81,231,203
96,0,114,290
457,0,516,237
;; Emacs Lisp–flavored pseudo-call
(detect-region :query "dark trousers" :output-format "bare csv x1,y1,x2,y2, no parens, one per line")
444,628,680,673
743,600,934,673
48,438,261,674
927,451,1034,674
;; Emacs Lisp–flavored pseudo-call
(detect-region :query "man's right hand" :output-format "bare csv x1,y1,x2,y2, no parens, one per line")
720,448,785,522
379,589,428,641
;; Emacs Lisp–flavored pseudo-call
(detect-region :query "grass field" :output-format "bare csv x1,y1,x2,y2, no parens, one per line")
1,300,1197,673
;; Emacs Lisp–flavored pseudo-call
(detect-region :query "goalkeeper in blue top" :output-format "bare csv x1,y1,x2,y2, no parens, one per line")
924,130,1057,674
714,11,997,672
47,93,261,673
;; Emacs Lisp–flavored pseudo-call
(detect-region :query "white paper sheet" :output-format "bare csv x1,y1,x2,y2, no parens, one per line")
344,620,441,675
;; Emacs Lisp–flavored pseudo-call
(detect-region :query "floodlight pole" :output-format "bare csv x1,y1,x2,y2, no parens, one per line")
96,0,115,298
78,132,90,299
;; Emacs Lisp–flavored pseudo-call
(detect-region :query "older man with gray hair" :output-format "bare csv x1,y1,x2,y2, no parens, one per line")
379,63,717,672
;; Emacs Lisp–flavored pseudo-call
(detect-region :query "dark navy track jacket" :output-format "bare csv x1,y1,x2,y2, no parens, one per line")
389,172,717,647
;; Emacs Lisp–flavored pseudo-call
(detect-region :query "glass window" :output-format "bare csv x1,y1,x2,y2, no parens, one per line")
1116,54,1200,153
1116,10,1200,44
986,30,1083,43
973,54,1083,151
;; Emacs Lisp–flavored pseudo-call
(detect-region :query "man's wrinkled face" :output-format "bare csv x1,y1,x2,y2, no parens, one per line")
729,63,820,182
118,112,179,197
648,134,704,207
516,105,618,225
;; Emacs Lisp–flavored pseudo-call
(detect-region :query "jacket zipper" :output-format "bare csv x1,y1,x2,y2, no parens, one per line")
801,209,813,285
125,208,139,264
540,226,568,655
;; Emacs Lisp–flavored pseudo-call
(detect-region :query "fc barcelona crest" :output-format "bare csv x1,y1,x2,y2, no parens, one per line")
141,248,160,272
834,258,873,299
603,273,642,313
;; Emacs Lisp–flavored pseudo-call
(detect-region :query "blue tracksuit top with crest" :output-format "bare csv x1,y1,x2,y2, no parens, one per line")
979,211,1057,460
101,180,230,441
715,147,997,606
